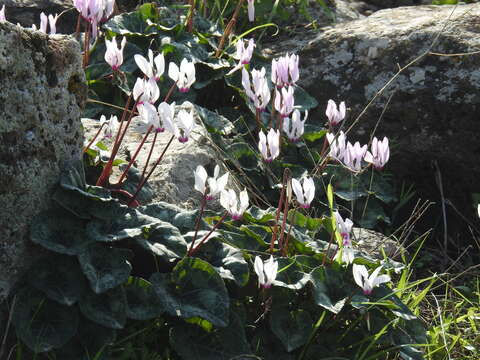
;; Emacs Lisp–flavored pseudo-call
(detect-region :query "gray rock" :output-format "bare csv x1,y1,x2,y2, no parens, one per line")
268,4,480,225
0,22,87,301
0,0,78,34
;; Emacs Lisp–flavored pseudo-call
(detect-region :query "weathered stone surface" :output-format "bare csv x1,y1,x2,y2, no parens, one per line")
0,22,87,300
267,4,480,229
0,0,77,34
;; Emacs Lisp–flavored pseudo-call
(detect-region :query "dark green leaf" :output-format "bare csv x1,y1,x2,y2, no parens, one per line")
12,287,79,353
55,318,116,360
270,306,313,352
86,208,159,242
310,266,349,314
170,311,251,360
150,257,229,327
79,286,127,329
28,254,88,306
190,233,249,287
125,277,165,320
294,85,318,111
135,221,187,261
244,206,277,224
274,257,311,290
78,244,132,294
30,209,92,255
225,142,259,170
103,8,158,36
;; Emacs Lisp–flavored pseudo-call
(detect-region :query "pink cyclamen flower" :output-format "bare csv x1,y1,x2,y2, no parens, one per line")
220,188,249,220
247,0,255,22
227,38,255,75
334,211,354,264
105,36,126,71
0,5,6,21
134,49,165,81
326,131,347,162
364,136,390,170
292,177,315,209
353,264,391,295
254,256,278,289
326,100,346,126
165,108,195,143
194,165,229,201
343,141,368,173
271,53,299,88
283,109,307,142
242,67,270,111
168,58,196,92
258,129,280,162
274,86,295,118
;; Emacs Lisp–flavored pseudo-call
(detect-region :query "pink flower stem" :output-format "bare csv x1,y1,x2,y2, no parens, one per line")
188,211,228,257
255,108,261,133
83,123,105,153
114,125,153,186
164,82,177,102
271,170,290,253
128,134,175,206
188,189,209,255
140,130,158,182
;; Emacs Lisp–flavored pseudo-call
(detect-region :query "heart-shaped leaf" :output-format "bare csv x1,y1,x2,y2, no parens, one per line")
78,244,132,294
79,286,127,329
270,306,314,352
150,257,229,327
125,277,165,320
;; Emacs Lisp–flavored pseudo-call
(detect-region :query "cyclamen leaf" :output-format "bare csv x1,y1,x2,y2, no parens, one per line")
78,244,132,294
125,277,165,320
150,257,229,327
79,286,127,329
12,287,79,353
270,306,314,352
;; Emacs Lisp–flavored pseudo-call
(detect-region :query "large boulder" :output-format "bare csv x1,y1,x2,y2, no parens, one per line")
268,4,480,240
0,22,87,300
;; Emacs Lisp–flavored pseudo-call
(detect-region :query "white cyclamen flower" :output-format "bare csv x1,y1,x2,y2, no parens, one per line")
334,211,354,264
343,141,368,173
247,0,255,22
326,131,347,161
291,177,315,209
176,109,195,143
105,36,126,71
220,188,249,220
364,136,390,170
194,165,229,200
274,86,295,118
133,77,160,104
0,5,6,21
353,264,391,295
326,99,346,126
283,109,307,142
168,58,196,92
254,256,278,289
242,67,270,111
100,114,119,139
134,49,165,81
258,129,280,162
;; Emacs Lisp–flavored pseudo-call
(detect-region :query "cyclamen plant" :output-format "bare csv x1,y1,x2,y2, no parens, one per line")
9,4,424,360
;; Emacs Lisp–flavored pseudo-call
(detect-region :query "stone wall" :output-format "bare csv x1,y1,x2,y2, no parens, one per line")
0,22,87,300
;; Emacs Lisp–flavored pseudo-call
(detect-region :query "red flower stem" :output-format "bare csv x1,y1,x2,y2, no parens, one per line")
188,211,228,256
278,169,291,254
188,190,208,255
75,14,81,37
82,22,90,68
83,123,105,153
115,125,153,186
164,83,177,102
215,0,245,57
187,0,195,32
110,189,140,207
128,135,175,206
283,207,297,257
323,230,336,266
96,95,135,186
140,130,158,181
255,108,261,133
270,172,287,253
